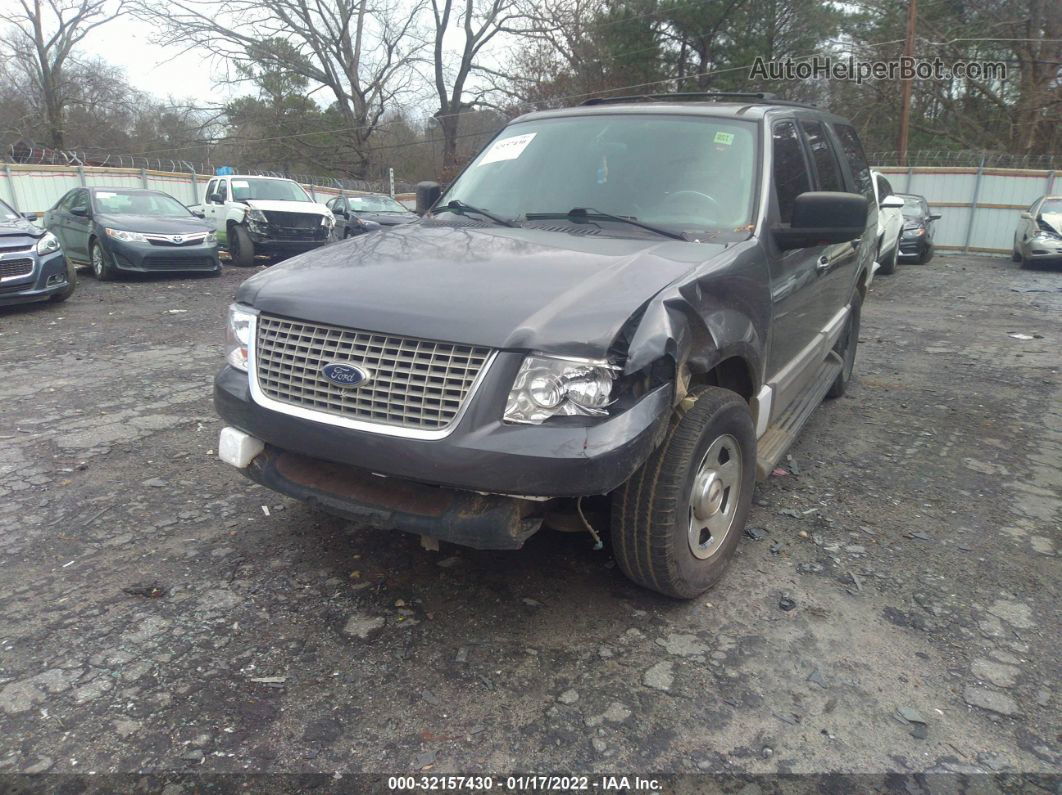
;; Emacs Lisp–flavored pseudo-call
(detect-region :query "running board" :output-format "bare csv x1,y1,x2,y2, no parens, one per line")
756,352,843,480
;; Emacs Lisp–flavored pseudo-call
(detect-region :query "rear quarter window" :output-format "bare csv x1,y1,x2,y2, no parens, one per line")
833,123,874,200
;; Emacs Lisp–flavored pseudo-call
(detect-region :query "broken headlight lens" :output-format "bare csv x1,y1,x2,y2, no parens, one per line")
504,355,620,424
225,303,257,372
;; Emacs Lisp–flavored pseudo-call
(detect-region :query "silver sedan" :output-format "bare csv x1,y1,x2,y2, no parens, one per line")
1013,195,1062,268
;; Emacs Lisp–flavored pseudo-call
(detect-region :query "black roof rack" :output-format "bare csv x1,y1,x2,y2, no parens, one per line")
580,92,816,108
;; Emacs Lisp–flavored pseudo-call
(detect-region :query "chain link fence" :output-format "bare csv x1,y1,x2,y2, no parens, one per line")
869,150,1060,170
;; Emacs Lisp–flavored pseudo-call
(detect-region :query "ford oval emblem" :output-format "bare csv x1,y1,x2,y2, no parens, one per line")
321,362,371,388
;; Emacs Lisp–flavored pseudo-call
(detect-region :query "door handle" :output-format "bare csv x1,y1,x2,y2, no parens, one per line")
816,256,830,272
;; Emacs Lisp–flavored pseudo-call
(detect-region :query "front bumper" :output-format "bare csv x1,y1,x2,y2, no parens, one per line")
1021,240,1062,261
0,251,70,306
214,360,672,498
237,444,544,549
103,237,221,273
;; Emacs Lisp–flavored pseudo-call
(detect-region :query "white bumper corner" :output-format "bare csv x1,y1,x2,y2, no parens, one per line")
218,426,264,468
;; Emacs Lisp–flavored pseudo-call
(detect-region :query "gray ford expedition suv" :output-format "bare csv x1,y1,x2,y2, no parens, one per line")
215,93,877,599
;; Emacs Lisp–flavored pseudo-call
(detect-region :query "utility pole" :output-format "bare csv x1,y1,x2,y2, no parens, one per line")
897,0,918,166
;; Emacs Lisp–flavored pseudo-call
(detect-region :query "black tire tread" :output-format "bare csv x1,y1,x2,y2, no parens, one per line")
612,386,754,599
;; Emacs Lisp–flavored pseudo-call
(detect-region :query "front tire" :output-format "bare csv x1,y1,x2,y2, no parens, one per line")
877,235,899,275
611,386,756,599
50,261,77,301
90,239,117,281
229,225,256,267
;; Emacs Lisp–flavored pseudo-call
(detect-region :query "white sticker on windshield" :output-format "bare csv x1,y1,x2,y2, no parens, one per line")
96,191,117,198
231,180,249,188
478,133,536,166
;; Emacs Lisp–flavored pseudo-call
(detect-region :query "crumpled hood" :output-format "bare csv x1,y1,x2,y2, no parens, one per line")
1040,212,1062,236
244,199,332,217
237,224,729,356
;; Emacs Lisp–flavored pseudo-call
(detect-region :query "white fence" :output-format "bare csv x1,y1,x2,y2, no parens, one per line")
0,164,362,218
876,166,1057,255
3,163,1057,256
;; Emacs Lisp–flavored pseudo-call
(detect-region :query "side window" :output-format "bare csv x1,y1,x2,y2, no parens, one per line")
833,123,874,200
771,121,812,224
216,180,228,203
70,189,90,214
800,120,844,192
205,179,217,202
879,176,894,201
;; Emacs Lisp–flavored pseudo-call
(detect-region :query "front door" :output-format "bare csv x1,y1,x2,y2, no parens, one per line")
764,119,830,390
800,119,860,332
64,189,93,262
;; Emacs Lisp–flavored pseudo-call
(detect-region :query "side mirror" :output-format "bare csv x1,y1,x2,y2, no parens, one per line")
334,208,348,218
208,193,222,204
773,192,868,250
416,181,442,215
880,195,905,210
928,214,941,221
22,212,39,222
1019,211,1033,220
70,206,89,217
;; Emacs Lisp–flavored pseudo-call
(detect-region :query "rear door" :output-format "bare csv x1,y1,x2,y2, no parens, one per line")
202,178,218,228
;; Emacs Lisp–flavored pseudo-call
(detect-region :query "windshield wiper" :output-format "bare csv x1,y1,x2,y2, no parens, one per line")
524,207,686,241
436,199,516,227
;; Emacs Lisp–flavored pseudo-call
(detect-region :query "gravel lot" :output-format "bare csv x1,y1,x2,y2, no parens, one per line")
0,252,1058,777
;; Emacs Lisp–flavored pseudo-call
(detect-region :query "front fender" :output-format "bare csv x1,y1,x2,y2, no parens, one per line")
621,242,769,399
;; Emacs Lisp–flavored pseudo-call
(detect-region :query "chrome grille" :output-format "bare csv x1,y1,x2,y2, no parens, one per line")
255,314,492,431
0,258,33,279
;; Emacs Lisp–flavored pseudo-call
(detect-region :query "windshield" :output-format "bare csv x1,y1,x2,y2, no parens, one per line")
93,190,193,217
0,199,19,221
231,178,310,203
900,196,925,219
1041,198,1062,214
442,114,758,239
349,195,408,213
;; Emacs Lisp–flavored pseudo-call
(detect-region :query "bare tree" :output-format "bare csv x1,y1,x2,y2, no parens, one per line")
0,0,123,148
428,0,523,174
130,0,427,177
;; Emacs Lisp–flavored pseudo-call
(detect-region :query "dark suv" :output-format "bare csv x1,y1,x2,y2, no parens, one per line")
215,93,877,598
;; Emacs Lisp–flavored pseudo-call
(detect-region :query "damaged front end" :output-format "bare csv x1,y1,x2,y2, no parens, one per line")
247,447,545,550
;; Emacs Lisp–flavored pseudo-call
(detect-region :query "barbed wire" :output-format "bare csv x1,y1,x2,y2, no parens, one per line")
869,150,1060,169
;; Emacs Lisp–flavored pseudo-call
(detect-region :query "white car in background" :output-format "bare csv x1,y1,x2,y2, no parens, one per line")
871,171,905,275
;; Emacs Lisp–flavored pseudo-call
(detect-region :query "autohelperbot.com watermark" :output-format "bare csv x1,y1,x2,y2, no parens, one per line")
750,55,1007,84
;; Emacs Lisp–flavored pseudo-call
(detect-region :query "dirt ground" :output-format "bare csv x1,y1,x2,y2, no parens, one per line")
0,251,1058,778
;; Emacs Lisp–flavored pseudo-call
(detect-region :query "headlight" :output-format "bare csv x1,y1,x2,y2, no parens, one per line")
35,231,60,255
1032,230,1059,241
105,228,147,242
902,226,925,238
504,355,620,424
321,214,335,227
206,230,218,245
225,303,257,372
246,209,268,224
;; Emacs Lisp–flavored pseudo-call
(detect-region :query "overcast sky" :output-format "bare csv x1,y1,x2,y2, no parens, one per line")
81,16,232,105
